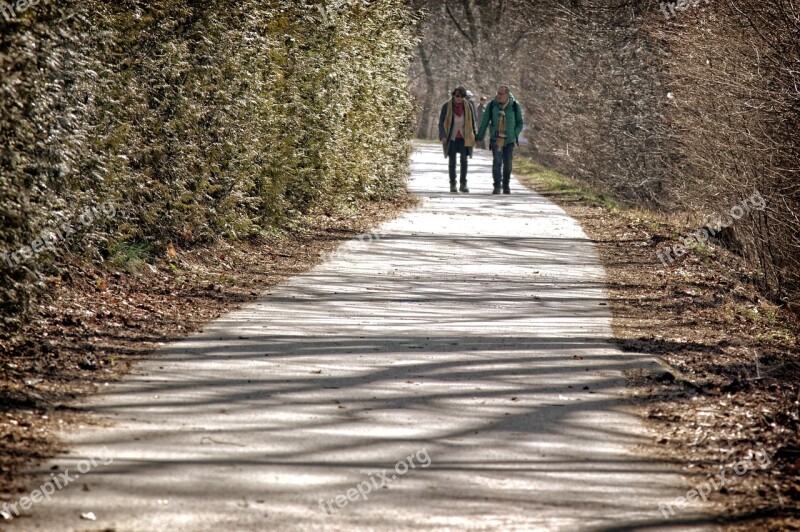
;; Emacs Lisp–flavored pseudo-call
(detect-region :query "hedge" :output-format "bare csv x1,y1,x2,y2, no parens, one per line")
0,0,417,332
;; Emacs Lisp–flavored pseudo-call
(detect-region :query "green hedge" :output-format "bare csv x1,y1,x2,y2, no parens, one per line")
0,0,416,332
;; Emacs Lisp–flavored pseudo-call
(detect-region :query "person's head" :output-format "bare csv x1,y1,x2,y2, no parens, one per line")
480,96,487,103
496,85,510,104
451,87,466,102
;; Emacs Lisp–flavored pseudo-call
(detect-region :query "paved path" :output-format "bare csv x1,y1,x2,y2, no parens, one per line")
10,143,712,531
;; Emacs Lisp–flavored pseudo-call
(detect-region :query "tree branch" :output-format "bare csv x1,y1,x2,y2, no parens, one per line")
445,2,475,46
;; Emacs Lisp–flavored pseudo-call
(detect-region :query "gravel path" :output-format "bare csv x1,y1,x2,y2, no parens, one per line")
8,143,713,531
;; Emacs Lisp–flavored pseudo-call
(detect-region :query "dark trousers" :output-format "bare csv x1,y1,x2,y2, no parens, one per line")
448,138,468,184
491,141,514,187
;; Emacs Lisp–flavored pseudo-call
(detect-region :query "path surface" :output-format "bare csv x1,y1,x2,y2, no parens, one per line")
11,143,713,531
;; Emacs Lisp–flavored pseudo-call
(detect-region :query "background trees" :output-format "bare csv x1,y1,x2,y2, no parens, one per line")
410,0,799,306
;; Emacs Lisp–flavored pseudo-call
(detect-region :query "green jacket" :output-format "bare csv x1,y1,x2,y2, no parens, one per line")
476,93,524,145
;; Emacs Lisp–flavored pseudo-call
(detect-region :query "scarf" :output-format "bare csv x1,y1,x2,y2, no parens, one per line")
496,99,510,149
454,102,465,138
443,98,475,147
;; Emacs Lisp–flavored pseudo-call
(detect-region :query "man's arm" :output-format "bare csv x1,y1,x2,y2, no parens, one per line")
476,102,491,140
514,101,524,140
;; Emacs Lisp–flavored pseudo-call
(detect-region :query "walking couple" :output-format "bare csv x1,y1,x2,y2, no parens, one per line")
438,85,524,194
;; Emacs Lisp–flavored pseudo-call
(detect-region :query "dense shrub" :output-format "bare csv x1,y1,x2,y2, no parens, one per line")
651,1,800,303
0,0,416,333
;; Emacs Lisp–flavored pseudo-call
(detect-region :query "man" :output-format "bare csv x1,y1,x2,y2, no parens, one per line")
476,85,524,194
438,85,477,193
476,96,487,149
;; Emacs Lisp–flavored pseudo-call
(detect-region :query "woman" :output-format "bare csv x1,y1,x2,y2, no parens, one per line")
437,86,476,193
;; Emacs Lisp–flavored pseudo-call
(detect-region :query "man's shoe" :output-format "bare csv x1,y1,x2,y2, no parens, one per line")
503,187,511,194
459,184,469,193
492,187,502,194
450,183,458,193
